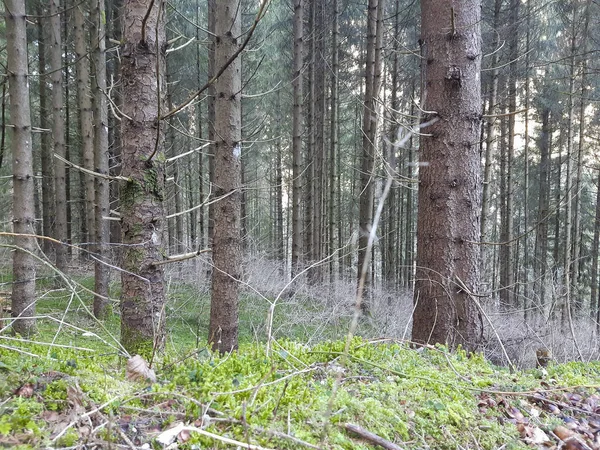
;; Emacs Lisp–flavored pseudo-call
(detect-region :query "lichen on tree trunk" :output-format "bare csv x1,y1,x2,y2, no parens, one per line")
119,0,167,358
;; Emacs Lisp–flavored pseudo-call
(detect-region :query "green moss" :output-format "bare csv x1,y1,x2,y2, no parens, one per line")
120,325,156,360
1,297,599,450
120,180,143,210
44,379,68,411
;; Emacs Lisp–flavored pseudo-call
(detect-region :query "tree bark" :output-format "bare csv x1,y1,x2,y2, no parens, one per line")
49,0,68,275
74,2,96,259
36,3,55,256
412,0,483,352
291,0,303,276
534,107,550,309
208,0,242,354
328,0,339,281
357,0,384,306
6,0,37,336
120,0,167,358
92,0,111,319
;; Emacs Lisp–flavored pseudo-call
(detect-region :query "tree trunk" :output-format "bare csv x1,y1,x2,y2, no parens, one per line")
120,0,167,358
303,0,315,273
591,169,600,320
328,0,339,281
107,0,122,246
50,0,68,274
74,2,96,259
92,0,111,319
207,0,216,246
208,0,242,354
6,0,37,336
357,0,384,306
291,0,304,276
562,16,577,324
412,0,483,352
481,0,501,287
571,0,592,306
534,108,550,309
36,4,55,256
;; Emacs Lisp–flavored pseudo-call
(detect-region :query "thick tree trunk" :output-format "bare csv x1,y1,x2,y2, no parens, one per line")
208,0,242,353
6,0,37,335
412,0,483,352
120,0,167,358
92,0,111,319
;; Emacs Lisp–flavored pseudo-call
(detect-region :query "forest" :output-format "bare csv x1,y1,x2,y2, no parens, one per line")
1,0,600,448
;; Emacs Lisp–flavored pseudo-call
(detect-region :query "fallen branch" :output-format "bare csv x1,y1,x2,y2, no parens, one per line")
343,423,405,450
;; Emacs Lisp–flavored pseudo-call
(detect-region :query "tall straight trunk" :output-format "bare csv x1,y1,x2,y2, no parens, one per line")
312,0,327,282
196,0,204,249
499,107,514,308
63,7,73,258
36,4,54,255
50,0,68,274
92,0,110,318
501,0,519,308
303,0,315,270
481,0,501,282
534,108,550,309
357,0,384,299
552,130,563,274
412,0,483,351
328,0,339,280
291,0,303,276
571,0,592,302
107,0,122,246
208,0,242,354
591,169,600,318
174,165,184,252
275,94,284,265
74,3,96,257
166,83,176,253
207,0,216,245
404,77,417,289
562,18,577,323
120,0,167,358
384,2,400,287
6,0,37,335
522,0,531,310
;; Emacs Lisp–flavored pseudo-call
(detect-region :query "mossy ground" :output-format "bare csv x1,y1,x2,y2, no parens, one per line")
0,277,599,449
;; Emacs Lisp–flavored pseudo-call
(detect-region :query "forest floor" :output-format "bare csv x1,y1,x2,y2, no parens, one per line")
1,273,600,449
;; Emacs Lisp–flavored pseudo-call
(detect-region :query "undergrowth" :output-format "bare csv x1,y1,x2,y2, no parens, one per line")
1,263,600,449
2,332,600,449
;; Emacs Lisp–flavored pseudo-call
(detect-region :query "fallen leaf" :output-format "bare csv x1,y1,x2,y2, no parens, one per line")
528,427,550,445
16,383,34,398
156,422,185,446
126,355,157,383
554,425,575,441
